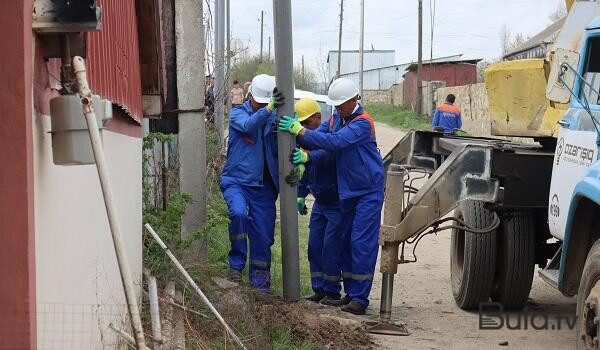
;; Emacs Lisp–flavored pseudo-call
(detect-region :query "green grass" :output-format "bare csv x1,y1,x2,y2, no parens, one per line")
269,328,320,350
365,103,431,131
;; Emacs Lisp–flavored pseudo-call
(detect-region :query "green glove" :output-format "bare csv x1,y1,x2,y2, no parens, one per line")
291,148,309,164
285,164,305,185
278,115,304,135
267,87,285,111
297,197,308,215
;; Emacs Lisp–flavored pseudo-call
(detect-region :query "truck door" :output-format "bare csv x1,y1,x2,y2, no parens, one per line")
549,35,600,240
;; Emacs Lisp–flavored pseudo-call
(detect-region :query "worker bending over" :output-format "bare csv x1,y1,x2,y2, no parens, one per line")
279,78,384,315
220,74,284,291
291,98,344,304
432,93,462,134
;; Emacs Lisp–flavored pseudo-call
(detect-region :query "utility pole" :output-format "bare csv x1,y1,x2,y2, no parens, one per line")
215,0,225,149
359,0,365,96
336,0,344,78
416,0,423,115
226,0,231,112
260,10,264,62
268,36,271,60
273,0,301,301
302,55,305,85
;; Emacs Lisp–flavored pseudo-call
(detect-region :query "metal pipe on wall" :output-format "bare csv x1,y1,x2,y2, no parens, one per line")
72,56,146,350
272,0,301,300
214,0,225,150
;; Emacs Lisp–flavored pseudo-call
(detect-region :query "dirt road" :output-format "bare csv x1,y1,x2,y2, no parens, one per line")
350,123,578,349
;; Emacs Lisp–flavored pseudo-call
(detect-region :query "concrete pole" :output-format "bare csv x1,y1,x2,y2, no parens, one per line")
175,0,206,252
260,10,264,62
214,0,225,150
273,0,301,300
336,0,344,78
359,0,365,96
416,0,423,115
226,0,231,113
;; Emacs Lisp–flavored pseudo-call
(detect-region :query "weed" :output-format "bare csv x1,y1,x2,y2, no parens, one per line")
365,103,431,131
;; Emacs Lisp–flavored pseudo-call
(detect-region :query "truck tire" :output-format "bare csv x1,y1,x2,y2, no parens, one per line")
450,200,497,310
491,212,535,309
576,239,600,350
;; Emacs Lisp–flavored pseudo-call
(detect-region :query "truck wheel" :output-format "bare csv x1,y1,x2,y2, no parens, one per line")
491,212,535,309
576,239,600,349
450,200,497,310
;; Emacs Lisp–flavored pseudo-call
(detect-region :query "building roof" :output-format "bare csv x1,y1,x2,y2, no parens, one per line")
339,54,465,76
503,17,566,59
404,58,482,72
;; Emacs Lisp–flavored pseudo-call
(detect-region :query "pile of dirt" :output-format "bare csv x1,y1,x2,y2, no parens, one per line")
257,299,373,350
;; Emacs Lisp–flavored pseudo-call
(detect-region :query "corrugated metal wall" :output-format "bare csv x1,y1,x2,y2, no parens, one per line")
86,0,143,123
327,51,395,81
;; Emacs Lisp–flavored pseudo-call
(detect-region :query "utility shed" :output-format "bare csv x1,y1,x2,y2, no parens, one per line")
403,59,481,111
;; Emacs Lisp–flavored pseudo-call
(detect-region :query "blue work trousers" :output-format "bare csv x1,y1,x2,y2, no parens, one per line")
221,177,277,291
308,201,343,299
340,190,384,306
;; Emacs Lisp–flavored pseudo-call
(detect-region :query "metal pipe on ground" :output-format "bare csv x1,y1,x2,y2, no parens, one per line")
272,0,301,301
72,56,147,349
144,223,248,350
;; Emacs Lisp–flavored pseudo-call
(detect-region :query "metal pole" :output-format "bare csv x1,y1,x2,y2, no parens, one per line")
336,0,344,78
260,10,264,62
359,0,365,96
416,0,423,115
215,0,225,150
72,56,146,350
273,0,301,301
268,36,271,60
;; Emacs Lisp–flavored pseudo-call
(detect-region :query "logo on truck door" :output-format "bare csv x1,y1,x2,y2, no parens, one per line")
556,137,595,168
549,194,560,226
556,138,564,165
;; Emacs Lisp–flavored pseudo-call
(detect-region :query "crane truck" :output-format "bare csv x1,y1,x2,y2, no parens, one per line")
370,1,600,348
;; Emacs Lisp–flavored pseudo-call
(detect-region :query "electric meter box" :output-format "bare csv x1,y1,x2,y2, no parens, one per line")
50,94,112,165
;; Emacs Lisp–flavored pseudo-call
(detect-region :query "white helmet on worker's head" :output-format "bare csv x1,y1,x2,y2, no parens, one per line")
248,74,276,103
327,78,359,106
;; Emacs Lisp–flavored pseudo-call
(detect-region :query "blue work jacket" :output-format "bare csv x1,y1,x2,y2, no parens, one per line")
298,146,339,205
221,100,279,190
299,106,384,200
432,102,462,134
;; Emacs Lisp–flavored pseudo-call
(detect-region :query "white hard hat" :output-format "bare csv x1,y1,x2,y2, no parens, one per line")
327,78,359,106
249,74,276,103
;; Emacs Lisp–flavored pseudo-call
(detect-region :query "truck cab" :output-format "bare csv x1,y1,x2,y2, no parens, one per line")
548,18,600,348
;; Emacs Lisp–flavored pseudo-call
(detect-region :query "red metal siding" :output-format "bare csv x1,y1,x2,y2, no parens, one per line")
403,63,477,110
86,0,143,123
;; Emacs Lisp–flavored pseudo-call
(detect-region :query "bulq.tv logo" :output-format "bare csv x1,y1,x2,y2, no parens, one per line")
479,302,577,331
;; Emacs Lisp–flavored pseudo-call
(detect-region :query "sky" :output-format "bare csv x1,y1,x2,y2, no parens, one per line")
208,0,564,79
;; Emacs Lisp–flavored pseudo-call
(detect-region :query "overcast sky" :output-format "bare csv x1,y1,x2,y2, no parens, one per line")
211,0,564,77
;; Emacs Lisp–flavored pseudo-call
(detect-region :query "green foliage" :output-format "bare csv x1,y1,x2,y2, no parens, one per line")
269,328,319,350
366,104,431,131
142,132,197,278
231,55,318,92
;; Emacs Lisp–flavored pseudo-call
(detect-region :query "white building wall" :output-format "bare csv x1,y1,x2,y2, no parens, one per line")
33,110,142,349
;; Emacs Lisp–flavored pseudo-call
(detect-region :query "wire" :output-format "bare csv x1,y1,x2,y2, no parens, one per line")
559,62,600,136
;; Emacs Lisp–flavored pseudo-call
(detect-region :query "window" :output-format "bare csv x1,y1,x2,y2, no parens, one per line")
579,36,600,105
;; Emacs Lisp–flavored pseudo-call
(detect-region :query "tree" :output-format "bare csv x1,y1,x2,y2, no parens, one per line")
500,23,528,57
549,1,567,22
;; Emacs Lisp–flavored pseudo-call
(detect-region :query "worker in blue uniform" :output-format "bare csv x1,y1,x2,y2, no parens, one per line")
279,78,384,315
432,93,462,134
290,98,344,304
220,74,284,292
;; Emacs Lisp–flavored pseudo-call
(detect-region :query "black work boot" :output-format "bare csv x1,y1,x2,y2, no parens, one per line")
321,295,350,307
228,268,242,283
341,301,367,315
305,292,326,303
